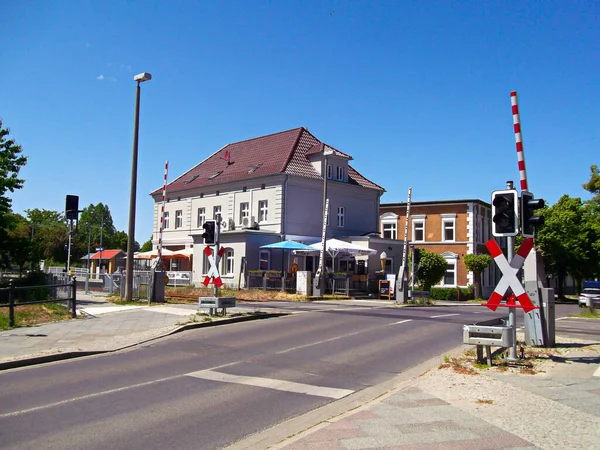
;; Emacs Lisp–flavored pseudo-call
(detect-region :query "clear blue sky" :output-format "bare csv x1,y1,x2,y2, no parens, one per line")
2,1,598,243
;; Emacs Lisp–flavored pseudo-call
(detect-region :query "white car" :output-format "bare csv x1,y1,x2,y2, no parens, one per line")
578,288,600,308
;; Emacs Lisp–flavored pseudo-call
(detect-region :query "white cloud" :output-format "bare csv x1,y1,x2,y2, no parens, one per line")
96,74,105,80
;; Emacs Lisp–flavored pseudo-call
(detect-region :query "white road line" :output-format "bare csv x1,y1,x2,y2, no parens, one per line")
430,313,460,318
0,375,181,418
275,330,365,354
594,366,600,378
391,319,412,325
186,370,354,399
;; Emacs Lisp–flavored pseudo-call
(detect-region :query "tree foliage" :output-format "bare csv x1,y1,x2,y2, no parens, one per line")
0,119,28,267
582,164,600,196
140,236,153,252
535,195,599,296
415,249,448,291
463,253,492,299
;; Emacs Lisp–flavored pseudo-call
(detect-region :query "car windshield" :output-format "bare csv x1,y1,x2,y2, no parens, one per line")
582,288,600,295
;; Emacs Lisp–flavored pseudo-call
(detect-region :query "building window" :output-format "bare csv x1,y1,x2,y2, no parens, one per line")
258,200,268,222
441,252,458,287
441,214,456,242
222,249,234,275
336,166,344,180
259,250,270,270
175,210,183,229
337,206,345,227
382,223,397,239
327,164,332,179
197,207,205,228
239,202,249,224
163,211,170,229
412,218,425,242
213,205,221,220
443,260,457,286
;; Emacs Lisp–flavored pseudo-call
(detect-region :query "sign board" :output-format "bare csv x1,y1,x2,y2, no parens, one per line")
379,280,392,300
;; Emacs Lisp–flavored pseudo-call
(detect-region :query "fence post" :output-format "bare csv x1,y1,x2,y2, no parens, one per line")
9,281,15,327
71,277,77,318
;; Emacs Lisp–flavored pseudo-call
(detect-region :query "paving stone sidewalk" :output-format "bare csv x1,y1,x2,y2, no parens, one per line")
272,340,600,450
0,292,267,367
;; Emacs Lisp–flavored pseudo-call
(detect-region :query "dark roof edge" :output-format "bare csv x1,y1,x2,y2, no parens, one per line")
348,165,386,192
381,199,491,207
149,144,229,196
280,127,306,173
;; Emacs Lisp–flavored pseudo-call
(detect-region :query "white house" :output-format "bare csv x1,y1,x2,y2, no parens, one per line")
150,127,403,287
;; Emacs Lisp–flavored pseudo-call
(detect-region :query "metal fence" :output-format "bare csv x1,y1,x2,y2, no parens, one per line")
0,277,77,327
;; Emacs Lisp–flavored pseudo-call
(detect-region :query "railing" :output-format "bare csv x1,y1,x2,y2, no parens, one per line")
246,272,297,293
0,279,76,327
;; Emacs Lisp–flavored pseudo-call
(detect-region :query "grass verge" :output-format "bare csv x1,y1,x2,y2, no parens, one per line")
0,303,72,330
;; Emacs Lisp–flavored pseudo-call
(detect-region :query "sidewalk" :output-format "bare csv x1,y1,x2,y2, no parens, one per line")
0,292,273,369
266,336,600,450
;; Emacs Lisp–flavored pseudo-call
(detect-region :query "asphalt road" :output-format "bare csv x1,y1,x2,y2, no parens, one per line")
0,302,582,450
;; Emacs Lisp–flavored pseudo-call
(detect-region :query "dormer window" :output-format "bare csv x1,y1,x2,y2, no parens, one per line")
184,174,199,185
336,166,344,181
208,170,223,180
327,164,332,179
248,163,262,174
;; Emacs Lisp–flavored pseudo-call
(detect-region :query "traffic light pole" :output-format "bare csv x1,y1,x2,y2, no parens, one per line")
505,180,518,361
214,215,221,299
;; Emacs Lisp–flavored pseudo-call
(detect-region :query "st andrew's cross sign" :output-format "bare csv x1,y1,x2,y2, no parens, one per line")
484,238,537,313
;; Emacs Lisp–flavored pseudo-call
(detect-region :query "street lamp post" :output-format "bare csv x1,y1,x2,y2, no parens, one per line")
125,72,152,302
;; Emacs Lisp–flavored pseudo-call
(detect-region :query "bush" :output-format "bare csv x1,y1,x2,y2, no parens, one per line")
429,286,474,301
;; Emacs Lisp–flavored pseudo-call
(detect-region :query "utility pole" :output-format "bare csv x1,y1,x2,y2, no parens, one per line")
85,227,91,293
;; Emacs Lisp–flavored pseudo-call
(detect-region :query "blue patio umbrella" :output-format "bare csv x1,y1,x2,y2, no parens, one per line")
260,240,315,251
260,240,316,272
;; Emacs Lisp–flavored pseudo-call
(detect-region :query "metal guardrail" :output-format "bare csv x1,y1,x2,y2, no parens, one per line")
0,279,77,327
462,316,512,365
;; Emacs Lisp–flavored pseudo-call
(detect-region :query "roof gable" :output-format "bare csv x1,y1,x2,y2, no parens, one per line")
155,127,383,195
91,249,125,260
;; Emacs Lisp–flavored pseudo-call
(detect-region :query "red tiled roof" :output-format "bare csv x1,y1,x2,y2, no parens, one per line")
90,249,125,260
153,127,384,195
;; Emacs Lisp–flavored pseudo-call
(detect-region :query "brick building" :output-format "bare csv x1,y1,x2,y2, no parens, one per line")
380,199,502,297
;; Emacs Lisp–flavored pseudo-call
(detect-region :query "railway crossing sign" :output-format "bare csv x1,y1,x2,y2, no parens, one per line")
202,246,225,287
485,238,537,313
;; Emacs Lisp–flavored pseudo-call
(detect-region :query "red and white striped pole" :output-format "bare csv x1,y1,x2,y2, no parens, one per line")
510,91,528,192
157,160,169,263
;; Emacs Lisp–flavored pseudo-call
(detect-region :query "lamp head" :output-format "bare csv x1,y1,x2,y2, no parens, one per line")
134,72,152,82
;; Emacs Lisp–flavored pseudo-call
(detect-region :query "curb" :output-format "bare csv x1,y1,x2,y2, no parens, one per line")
0,312,287,372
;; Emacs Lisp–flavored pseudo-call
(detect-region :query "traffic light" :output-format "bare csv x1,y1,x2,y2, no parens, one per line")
65,195,79,221
202,220,216,245
491,189,518,237
413,248,421,268
520,191,545,238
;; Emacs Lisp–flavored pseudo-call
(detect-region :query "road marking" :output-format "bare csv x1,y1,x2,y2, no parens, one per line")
594,366,600,378
186,370,354,399
430,313,460,318
0,375,181,418
391,319,412,325
275,330,365,354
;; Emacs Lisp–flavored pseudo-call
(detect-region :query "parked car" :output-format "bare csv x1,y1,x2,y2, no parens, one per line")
578,288,600,308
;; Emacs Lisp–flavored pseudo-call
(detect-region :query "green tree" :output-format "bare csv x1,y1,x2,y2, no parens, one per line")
463,253,492,300
76,203,117,256
5,212,34,275
0,119,28,268
535,196,593,297
140,236,153,252
26,209,68,264
112,231,129,252
582,164,600,195
415,249,448,291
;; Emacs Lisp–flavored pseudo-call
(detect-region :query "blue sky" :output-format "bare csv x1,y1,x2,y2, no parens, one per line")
2,1,598,243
